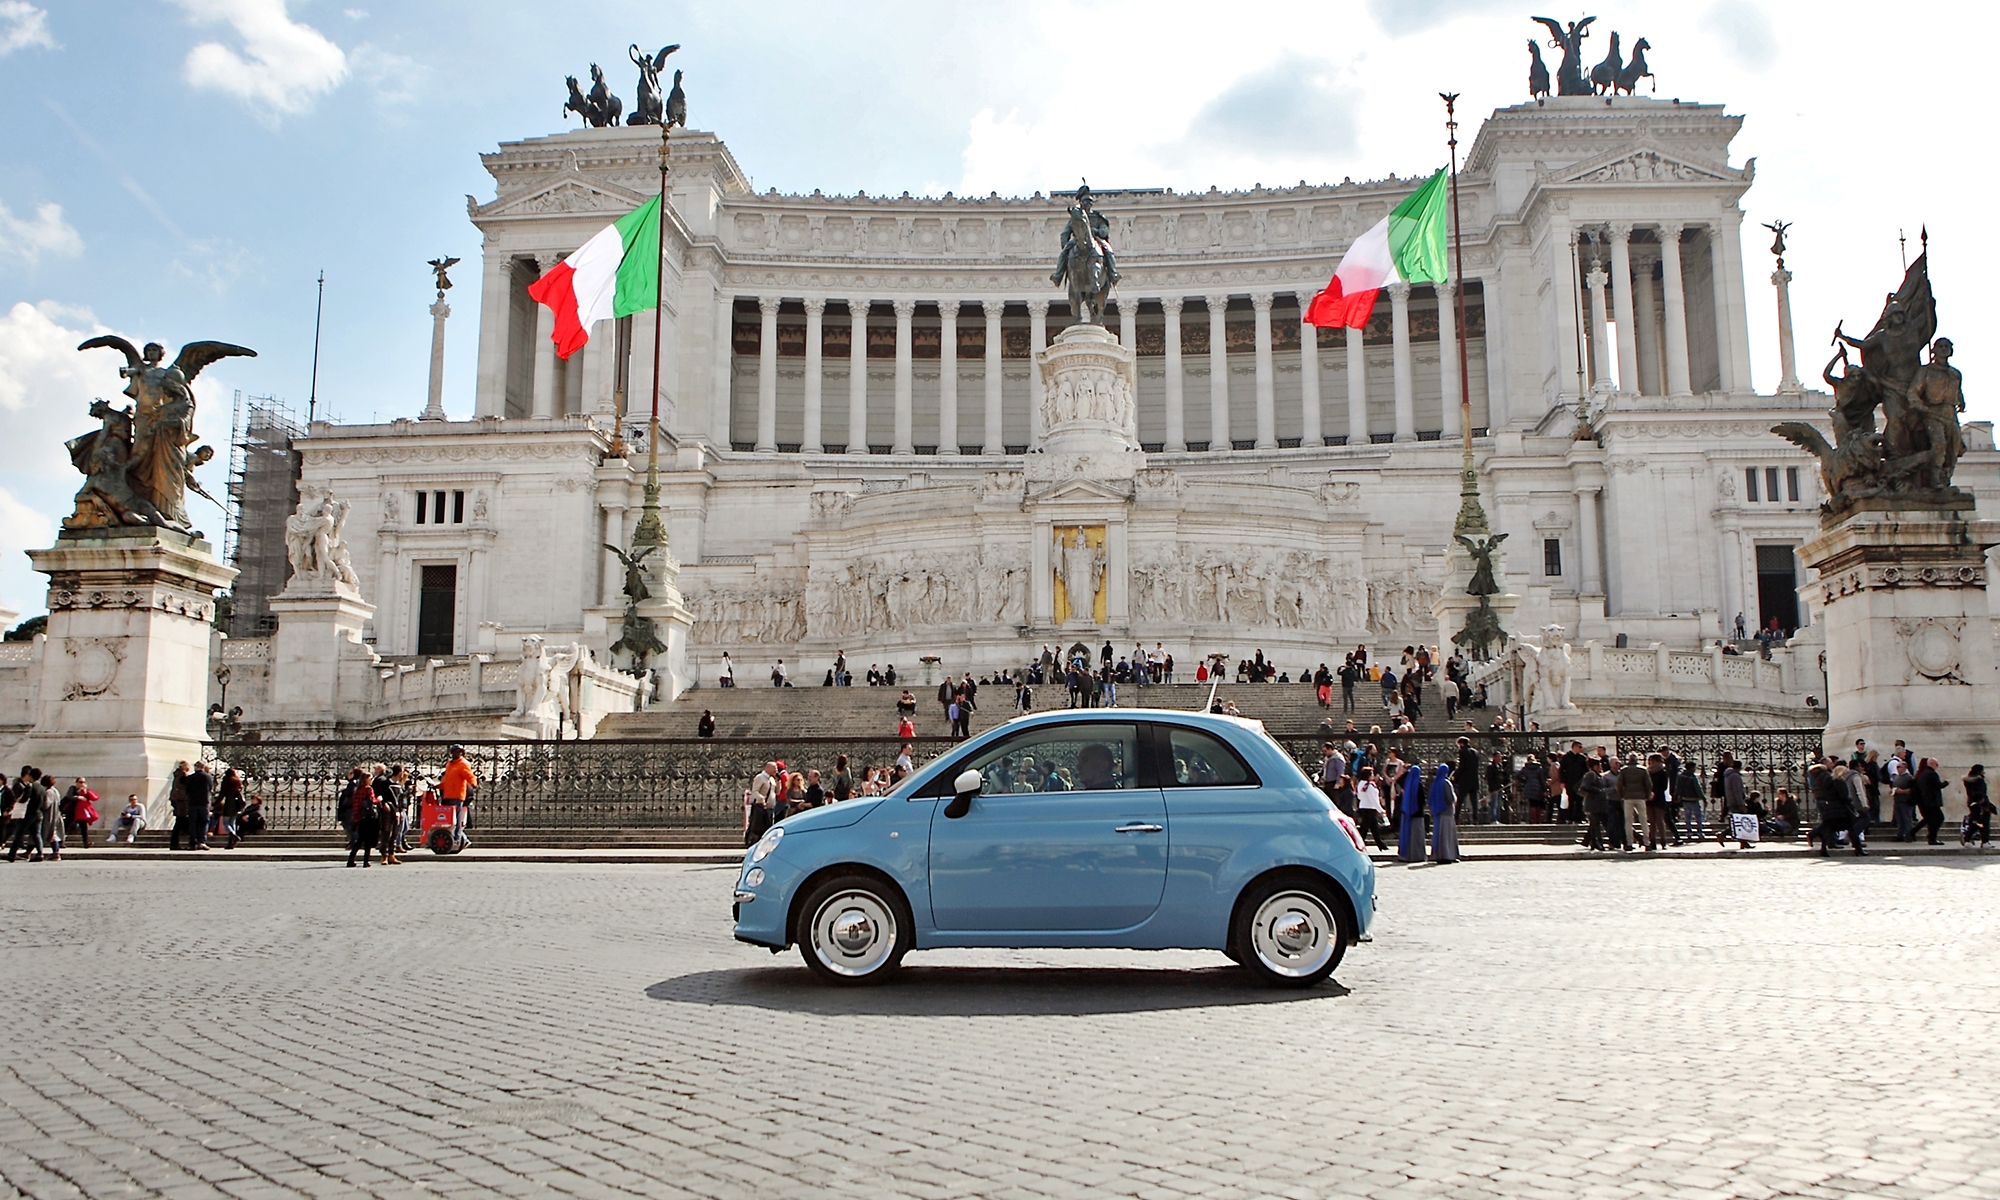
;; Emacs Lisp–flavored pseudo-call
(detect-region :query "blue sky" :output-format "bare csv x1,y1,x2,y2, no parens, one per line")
0,0,1988,618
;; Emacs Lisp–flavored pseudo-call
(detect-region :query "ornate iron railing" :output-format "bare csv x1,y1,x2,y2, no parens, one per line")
204,737,958,832
209,727,1832,833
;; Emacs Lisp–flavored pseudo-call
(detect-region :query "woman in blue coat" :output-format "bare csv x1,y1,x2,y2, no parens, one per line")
1429,761,1461,864
1398,760,1427,862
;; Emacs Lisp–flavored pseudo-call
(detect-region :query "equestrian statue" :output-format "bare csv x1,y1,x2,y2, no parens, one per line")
1050,184,1119,327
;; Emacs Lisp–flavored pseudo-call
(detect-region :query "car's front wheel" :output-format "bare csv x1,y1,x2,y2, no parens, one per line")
1233,874,1350,987
796,874,912,985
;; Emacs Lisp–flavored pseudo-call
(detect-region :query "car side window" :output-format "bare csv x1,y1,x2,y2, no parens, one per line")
959,723,1144,795
1161,725,1257,787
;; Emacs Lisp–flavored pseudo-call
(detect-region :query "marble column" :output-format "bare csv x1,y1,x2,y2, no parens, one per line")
847,301,869,453
1206,295,1229,449
1027,299,1049,449
1576,486,1602,594
1585,260,1613,392
709,289,731,448
891,299,915,454
1658,224,1694,397
937,301,958,454
1251,291,1277,449
1436,280,1461,440
1772,266,1801,392
801,298,825,452
1609,224,1639,394
1388,281,1414,441
474,253,509,418
1345,325,1368,445
982,299,1004,453
601,503,626,606
1298,300,1322,447
423,297,450,420
1717,219,1755,395
1706,225,1736,392
1162,297,1186,451
1632,256,1662,396
531,254,560,419
755,296,780,453
1118,296,1137,351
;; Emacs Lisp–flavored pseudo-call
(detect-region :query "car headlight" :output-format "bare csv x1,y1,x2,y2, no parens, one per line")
743,867,765,887
751,826,784,863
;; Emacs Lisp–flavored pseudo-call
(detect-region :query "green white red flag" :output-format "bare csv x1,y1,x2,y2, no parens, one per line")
526,196,661,359
1305,168,1451,328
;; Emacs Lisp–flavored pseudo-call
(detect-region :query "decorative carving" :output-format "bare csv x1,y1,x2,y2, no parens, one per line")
62,637,124,701
510,635,591,739
1053,526,1105,626
1514,624,1578,714
1895,617,1965,683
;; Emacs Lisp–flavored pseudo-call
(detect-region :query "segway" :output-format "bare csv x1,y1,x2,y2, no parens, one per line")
420,784,470,855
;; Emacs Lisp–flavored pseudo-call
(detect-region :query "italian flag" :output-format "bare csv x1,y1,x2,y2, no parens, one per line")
1305,168,1451,329
525,196,661,359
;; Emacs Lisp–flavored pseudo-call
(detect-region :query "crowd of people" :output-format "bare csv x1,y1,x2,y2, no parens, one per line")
1,763,271,861
743,750,913,844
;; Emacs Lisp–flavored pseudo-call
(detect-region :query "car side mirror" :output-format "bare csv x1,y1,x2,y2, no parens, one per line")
943,768,982,819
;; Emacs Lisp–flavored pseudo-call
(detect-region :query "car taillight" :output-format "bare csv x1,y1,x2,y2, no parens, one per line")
1331,808,1367,853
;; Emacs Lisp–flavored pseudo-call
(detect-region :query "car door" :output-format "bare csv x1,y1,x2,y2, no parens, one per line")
927,721,1167,932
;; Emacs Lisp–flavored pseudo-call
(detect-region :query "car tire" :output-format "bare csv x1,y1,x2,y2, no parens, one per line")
1232,873,1351,988
796,874,912,985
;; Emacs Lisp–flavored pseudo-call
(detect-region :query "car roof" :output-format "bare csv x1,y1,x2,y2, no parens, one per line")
1001,707,1267,737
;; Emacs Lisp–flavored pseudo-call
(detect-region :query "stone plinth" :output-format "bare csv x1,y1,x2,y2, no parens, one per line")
25,530,237,826
1801,508,2000,814
267,581,376,720
1032,323,1142,479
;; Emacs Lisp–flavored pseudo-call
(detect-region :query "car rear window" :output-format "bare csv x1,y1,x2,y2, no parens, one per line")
1161,725,1256,787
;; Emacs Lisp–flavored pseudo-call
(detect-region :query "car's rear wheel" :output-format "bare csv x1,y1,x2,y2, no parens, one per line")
796,874,912,985
1233,874,1350,987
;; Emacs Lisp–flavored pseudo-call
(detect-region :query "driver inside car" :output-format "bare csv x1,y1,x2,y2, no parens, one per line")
1074,743,1118,791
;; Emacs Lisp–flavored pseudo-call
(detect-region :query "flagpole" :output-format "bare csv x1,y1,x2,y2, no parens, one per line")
630,122,670,553
1441,93,1487,536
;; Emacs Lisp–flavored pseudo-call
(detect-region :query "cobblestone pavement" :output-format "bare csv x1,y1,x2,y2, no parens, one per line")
4,858,1996,1200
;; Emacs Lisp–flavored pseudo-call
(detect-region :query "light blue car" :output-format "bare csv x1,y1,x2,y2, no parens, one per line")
733,709,1376,987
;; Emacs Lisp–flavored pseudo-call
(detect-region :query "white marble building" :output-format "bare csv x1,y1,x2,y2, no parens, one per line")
290,94,1994,689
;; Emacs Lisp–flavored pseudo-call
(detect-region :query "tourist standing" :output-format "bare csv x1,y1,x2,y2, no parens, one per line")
1915,758,1947,845
1318,743,1348,814
1964,765,1993,848
346,766,380,867
1674,761,1708,843
1614,755,1650,852
1644,754,1673,850
167,763,193,851
1814,763,1862,857
6,768,49,862
372,765,403,865
1428,762,1460,863
744,761,780,846
832,754,854,803
1558,741,1588,822
720,651,735,688
1352,766,1388,850
183,762,214,853
1514,754,1547,828
1889,751,1917,840
1580,757,1610,851
215,770,245,849
61,777,99,850
1397,760,1426,864
1455,738,1484,824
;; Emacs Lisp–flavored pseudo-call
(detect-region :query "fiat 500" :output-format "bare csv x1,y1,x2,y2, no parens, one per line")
732,709,1376,986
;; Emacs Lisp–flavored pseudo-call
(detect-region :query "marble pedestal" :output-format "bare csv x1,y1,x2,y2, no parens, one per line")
24,530,238,827
267,582,376,720
1800,507,2000,815
1025,323,1143,634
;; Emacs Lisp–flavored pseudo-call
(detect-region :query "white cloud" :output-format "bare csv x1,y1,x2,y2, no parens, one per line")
0,485,55,568
0,1,54,56
1706,2,1778,72
1365,0,1514,37
1178,55,1361,162
175,0,348,120
0,302,119,476
0,201,82,265
349,42,424,113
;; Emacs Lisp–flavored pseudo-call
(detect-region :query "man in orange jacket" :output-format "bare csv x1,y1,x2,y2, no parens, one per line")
439,745,478,846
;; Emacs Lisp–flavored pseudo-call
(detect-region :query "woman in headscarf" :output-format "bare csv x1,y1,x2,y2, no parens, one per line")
1429,761,1460,864
1397,759,1427,863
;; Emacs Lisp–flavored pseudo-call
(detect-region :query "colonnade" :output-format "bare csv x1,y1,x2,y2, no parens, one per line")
1578,221,1751,398
731,285,1482,455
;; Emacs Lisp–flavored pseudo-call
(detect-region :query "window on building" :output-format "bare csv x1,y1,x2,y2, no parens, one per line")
1543,538,1563,577
1765,468,1781,505
1745,468,1759,502
416,564,457,656
1786,467,1801,502
413,489,466,525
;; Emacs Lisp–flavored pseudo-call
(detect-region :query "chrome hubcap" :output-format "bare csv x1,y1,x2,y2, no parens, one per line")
811,890,896,977
1249,890,1335,979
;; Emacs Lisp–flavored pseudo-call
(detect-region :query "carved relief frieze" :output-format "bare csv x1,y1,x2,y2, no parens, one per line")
47,585,217,622
62,637,124,701
1896,617,1967,684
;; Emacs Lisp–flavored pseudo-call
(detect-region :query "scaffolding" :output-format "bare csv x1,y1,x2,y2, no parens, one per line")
224,390,304,637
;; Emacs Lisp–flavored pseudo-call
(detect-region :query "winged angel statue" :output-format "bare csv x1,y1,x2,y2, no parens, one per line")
67,336,254,534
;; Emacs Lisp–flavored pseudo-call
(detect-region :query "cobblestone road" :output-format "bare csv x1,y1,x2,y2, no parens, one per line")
4,858,1996,1200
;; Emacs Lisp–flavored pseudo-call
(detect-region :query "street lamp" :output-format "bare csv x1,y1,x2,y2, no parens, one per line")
209,662,242,736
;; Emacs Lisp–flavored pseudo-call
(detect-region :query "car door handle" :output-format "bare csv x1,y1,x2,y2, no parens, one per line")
1114,823,1164,833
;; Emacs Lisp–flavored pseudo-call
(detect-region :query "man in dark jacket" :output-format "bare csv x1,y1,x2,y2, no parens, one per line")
167,763,193,851
6,767,49,861
1558,742,1589,822
182,761,215,852
1615,755,1652,852
1514,754,1547,829
1457,738,1486,822
1914,758,1948,844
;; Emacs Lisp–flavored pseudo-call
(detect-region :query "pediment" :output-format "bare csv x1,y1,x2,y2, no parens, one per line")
475,168,648,219
1547,145,1739,186
1027,476,1135,505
